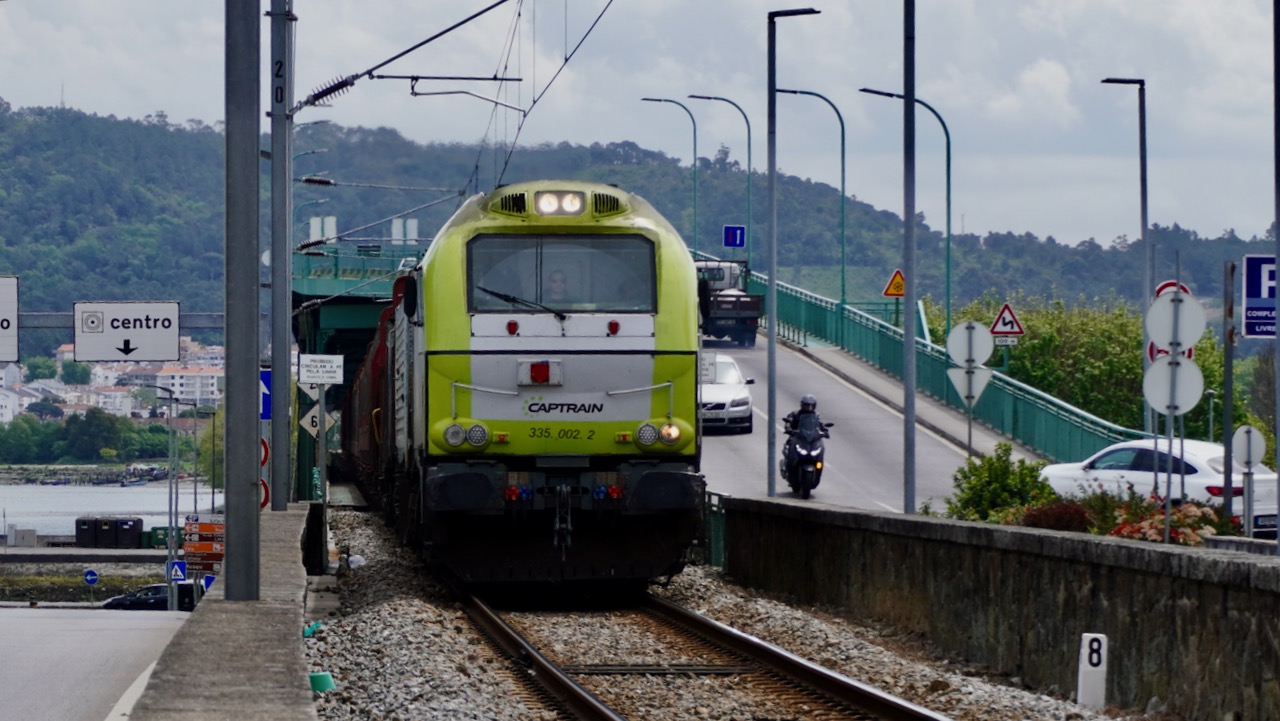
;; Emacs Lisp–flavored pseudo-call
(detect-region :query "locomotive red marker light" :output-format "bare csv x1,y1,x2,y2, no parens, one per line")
506,320,519,335
614,432,632,443
494,433,509,443
607,320,620,336
530,361,550,384
608,485,623,499
504,486,520,501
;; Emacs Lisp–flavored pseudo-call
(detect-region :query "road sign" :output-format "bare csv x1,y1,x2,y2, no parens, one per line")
882,269,906,298
259,478,270,509
299,354,343,384
1155,280,1192,298
1145,291,1205,350
989,303,1025,337
301,406,339,439
1241,255,1275,338
0,277,17,363
167,560,188,582
1233,425,1265,468
946,321,994,367
83,569,98,586
298,381,321,400
261,437,269,467
201,575,216,592
1141,354,1203,416
722,225,746,248
1146,341,1194,364
73,301,180,361
260,369,271,420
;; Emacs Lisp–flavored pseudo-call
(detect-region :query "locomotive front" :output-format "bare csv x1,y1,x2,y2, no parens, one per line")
414,180,705,584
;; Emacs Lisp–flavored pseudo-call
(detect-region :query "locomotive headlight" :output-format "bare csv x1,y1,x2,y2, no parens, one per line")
659,423,681,445
444,424,466,447
637,423,659,446
534,191,586,216
466,424,489,446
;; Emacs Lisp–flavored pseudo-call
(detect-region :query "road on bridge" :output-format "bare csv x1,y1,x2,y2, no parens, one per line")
700,340,976,513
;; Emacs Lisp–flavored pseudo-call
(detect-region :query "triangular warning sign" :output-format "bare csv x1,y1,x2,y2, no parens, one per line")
989,303,1025,336
882,269,906,298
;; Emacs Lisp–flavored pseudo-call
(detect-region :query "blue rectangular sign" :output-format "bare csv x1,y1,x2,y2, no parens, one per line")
1242,255,1276,338
260,369,271,420
722,224,746,248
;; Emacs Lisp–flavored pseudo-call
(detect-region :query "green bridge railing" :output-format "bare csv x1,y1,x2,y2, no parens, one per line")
744,273,1146,463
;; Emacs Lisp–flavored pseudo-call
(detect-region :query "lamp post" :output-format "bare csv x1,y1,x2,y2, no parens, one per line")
642,97,699,253
689,94,752,267
145,383,178,611
860,87,951,332
766,7,821,499
1101,76,1152,434
1206,389,1217,442
778,88,846,320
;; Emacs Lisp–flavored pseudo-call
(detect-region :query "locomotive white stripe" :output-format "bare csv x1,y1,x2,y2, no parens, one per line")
469,351,657,421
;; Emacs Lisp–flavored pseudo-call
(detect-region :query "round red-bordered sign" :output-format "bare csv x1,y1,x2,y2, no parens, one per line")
260,438,269,467
259,478,270,509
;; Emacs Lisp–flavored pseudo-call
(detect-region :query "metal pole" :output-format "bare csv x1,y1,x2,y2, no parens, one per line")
642,98,698,253
902,0,918,514
763,8,821,498
270,0,295,513
857,89,951,334
166,391,176,611
1223,261,1236,520
1102,77,1151,433
777,88,845,344
226,0,262,600
688,95,752,266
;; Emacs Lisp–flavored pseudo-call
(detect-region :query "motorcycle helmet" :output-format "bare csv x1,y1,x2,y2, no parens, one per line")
800,394,817,412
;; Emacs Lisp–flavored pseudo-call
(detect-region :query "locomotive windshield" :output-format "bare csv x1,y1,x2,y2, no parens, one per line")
468,234,656,313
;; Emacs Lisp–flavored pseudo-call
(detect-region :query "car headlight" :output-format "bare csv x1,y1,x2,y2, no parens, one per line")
730,396,750,408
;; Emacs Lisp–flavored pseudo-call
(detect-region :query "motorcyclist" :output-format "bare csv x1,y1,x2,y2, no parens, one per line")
781,395,822,477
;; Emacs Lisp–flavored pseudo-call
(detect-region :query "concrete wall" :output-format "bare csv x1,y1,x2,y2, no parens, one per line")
722,497,1280,721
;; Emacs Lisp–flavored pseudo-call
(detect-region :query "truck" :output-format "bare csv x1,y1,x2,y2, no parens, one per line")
695,259,765,347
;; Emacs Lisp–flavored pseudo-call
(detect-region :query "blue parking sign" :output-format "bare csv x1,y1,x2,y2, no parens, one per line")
1242,255,1276,338
723,225,746,248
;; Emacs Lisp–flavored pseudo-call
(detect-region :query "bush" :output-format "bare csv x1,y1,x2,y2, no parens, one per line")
944,442,1052,521
1021,501,1091,532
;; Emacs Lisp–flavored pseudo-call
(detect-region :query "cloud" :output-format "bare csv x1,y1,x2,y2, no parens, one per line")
986,59,1080,130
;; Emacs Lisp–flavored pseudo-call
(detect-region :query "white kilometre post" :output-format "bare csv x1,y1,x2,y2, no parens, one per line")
1077,633,1108,710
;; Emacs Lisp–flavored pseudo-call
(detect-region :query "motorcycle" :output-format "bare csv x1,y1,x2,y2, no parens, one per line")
781,413,833,499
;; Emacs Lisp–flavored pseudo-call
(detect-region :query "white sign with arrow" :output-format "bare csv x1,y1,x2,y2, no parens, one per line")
73,301,180,362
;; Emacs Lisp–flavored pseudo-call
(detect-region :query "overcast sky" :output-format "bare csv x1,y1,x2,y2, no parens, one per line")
0,0,1275,246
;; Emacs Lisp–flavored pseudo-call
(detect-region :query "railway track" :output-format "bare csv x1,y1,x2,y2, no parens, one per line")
457,587,953,721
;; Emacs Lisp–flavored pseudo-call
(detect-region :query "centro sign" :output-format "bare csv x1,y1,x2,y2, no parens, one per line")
74,301,181,361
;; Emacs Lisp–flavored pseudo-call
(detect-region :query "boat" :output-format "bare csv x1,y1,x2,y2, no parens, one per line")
120,478,148,487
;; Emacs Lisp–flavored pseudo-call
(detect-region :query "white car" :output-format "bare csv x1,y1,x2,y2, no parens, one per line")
699,353,754,434
1039,439,1278,535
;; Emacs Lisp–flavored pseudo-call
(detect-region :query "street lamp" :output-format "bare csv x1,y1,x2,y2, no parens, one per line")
642,97,699,252
145,383,179,611
689,94,752,267
1101,76,1152,433
766,7,820,500
779,88,846,321
860,87,952,332
1206,389,1217,442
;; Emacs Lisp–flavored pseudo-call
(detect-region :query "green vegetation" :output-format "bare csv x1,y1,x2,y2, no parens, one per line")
939,442,1241,546
0,407,179,464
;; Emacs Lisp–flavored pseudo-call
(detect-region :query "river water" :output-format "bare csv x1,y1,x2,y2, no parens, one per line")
0,482,224,536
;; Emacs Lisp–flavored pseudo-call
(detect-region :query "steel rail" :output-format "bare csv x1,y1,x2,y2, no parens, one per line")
644,595,955,721
459,590,627,721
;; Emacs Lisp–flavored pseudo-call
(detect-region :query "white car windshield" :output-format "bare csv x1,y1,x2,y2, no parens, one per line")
715,360,744,384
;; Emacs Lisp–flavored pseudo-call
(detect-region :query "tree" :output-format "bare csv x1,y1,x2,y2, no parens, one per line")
61,360,90,385
23,357,56,382
26,398,63,420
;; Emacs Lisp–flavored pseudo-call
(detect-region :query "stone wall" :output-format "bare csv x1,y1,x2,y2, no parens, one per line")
722,496,1280,721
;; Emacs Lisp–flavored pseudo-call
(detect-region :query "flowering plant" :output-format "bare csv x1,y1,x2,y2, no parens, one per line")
1106,491,1224,546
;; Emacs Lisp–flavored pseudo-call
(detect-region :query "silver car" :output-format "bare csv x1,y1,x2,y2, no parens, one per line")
699,353,754,434
1039,439,1278,535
